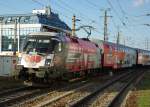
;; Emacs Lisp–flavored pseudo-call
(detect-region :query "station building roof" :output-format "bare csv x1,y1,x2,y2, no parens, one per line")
0,11,71,33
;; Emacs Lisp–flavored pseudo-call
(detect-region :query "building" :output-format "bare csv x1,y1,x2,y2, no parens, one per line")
0,6,71,55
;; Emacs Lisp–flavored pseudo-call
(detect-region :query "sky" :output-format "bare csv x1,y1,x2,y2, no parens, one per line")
0,0,150,49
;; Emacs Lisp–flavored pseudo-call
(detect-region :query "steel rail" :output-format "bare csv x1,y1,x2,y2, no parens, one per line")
108,71,144,107
0,87,40,106
0,86,29,96
17,80,89,107
30,71,133,107
32,82,92,107
68,71,135,107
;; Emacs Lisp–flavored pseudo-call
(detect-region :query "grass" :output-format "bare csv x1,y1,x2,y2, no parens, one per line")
138,90,150,107
137,71,150,107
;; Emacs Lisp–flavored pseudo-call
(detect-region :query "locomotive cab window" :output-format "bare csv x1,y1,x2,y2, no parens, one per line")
23,35,62,54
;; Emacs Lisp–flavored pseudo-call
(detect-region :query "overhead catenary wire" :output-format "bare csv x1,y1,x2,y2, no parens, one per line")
107,0,126,27
28,0,136,39
29,0,150,49
32,0,45,7
28,0,111,36
56,0,99,26
79,1,111,36
116,0,126,15
105,0,137,47
116,0,145,17
108,0,149,49
107,0,138,37
47,5,104,35
51,0,103,36
86,0,100,10
115,0,146,30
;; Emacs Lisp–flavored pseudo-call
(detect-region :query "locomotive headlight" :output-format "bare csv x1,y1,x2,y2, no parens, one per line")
45,59,51,66
58,43,62,52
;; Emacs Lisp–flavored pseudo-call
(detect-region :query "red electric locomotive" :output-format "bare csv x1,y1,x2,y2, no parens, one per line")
16,32,101,81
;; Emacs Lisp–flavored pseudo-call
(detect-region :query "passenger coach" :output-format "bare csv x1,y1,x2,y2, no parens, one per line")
92,39,137,70
137,49,150,66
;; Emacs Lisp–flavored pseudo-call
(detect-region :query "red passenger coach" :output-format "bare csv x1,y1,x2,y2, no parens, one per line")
102,42,125,69
103,43,116,68
92,39,137,70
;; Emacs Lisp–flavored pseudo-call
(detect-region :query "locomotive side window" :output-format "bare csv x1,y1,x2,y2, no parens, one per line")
51,38,62,53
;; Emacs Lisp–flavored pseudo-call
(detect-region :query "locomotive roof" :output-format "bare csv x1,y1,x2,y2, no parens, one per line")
28,32,60,37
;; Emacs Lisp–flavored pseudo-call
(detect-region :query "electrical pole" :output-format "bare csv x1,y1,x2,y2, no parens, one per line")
13,19,17,55
116,27,120,53
0,18,3,52
101,10,112,42
146,38,149,50
104,10,108,41
117,27,120,45
148,39,149,50
72,15,76,36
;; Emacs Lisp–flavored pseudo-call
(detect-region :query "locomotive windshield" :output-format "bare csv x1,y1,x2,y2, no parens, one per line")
23,36,61,54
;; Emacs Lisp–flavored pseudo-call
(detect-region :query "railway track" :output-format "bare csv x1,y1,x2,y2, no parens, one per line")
0,73,107,107
0,70,140,107
0,86,44,107
116,70,146,107
14,72,113,107
17,80,90,107
0,86,29,97
0,82,64,107
16,71,133,107
107,71,144,107
68,70,143,107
